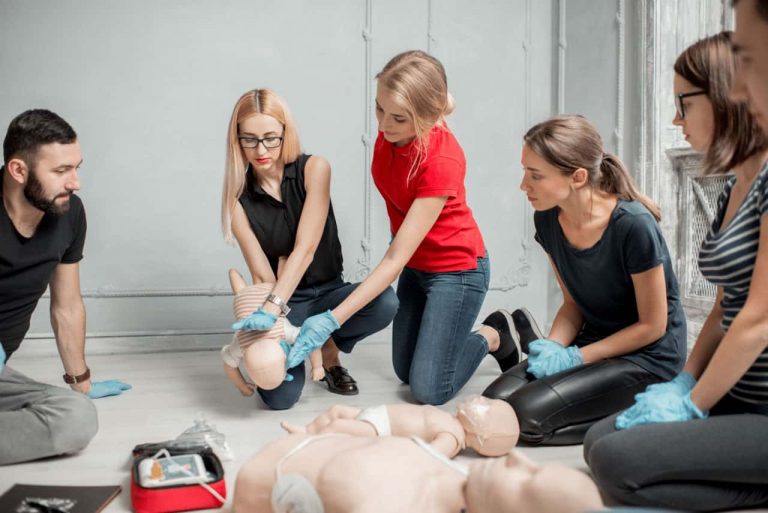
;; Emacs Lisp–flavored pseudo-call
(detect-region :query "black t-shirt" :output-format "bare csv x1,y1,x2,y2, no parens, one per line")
0,177,86,358
534,200,686,380
238,154,343,288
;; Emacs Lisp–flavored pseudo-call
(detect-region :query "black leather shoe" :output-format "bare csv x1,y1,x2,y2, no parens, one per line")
511,308,544,354
321,366,359,395
483,310,521,372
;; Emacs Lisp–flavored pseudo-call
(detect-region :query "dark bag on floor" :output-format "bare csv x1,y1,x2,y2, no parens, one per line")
130,441,226,513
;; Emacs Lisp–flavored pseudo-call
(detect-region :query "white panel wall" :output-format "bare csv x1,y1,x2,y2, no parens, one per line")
0,1,555,352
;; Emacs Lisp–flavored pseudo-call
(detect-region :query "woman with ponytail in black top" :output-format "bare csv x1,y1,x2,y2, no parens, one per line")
483,115,686,445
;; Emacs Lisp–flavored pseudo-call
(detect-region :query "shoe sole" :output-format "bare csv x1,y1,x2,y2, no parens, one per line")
499,309,522,360
511,307,543,354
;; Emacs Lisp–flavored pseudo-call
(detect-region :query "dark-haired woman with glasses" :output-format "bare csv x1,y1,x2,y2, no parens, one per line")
220,89,397,410
584,32,768,511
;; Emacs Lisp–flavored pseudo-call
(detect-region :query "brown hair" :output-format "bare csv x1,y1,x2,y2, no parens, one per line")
524,115,662,221
376,50,455,183
674,31,767,175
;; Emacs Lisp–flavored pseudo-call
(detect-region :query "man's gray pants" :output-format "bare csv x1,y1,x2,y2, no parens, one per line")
0,365,98,465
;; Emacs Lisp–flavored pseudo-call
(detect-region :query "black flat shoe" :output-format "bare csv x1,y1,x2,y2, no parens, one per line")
511,307,544,354
483,309,521,372
321,366,359,395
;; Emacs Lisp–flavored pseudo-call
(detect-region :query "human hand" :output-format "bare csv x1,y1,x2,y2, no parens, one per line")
526,339,583,378
615,391,707,429
87,379,132,399
286,311,340,369
311,366,325,381
645,371,696,396
232,307,277,331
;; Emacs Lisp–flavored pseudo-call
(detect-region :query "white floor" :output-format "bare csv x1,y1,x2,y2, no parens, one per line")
8,337,762,513
0,335,590,512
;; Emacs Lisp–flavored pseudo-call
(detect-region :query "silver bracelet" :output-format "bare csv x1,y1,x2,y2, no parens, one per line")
266,293,291,315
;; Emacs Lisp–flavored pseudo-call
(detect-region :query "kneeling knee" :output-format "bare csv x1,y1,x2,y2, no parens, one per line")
50,392,98,455
410,384,452,406
259,391,300,411
371,288,399,327
586,438,638,503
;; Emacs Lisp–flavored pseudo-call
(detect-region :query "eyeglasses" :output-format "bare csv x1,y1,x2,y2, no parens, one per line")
238,135,283,149
674,91,707,120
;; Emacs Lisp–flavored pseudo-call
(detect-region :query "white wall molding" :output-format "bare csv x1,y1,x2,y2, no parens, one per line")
615,0,626,160
557,0,567,114
354,0,375,281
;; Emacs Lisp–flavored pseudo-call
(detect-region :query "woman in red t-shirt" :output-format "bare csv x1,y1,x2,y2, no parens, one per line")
286,51,521,404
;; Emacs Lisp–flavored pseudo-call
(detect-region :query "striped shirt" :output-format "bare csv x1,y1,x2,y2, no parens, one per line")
698,162,768,404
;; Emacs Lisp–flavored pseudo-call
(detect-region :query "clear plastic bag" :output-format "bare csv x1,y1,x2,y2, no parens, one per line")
174,413,234,461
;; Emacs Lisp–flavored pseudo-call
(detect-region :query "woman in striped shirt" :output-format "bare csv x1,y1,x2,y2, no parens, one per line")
584,32,768,511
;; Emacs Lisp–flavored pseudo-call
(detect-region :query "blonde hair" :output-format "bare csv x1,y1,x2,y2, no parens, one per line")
524,115,662,221
221,89,301,242
375,50,455,183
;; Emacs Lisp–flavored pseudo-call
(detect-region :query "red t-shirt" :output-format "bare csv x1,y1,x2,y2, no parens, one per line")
371,124,485,272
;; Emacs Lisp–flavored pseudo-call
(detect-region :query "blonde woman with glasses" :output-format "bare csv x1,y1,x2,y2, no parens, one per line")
221,89,397,409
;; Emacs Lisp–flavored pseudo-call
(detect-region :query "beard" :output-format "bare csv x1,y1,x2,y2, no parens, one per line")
24,168,71,215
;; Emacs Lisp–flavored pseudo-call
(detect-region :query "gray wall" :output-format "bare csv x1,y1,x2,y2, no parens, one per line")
0,0,556,351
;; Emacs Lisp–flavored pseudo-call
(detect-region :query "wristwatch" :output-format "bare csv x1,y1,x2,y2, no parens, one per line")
63,367,91,384
266,293,291,315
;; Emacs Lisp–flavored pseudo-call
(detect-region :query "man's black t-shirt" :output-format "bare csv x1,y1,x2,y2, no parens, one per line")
0,177,86,358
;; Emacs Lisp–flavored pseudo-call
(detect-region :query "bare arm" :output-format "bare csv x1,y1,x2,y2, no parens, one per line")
331,196,448,324
49,262,90,394
691,216,768,410
546,259,584,345
683,287,725,377
580,264,669,363
266,156,333,315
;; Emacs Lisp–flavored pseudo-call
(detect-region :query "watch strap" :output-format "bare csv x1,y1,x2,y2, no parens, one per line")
63,367,91,384
266,293,291,315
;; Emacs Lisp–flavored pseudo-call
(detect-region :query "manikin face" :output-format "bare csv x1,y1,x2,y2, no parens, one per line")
238,113,284,173
732,0,768,133
375,85,417,147
22,141,82,215
672,73,715,153
519,143,576,211
465,450,602,513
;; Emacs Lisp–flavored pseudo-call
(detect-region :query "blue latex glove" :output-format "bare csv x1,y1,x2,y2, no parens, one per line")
286,310,340,369
87,379,132,399
0,344,5,372
615,372,696,429
232,307,278,331
645,371,696,396
615,391,708,430
526,339,583,378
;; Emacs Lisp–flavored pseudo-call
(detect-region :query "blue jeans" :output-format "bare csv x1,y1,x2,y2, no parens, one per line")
392,254,490,405
258,277,398,410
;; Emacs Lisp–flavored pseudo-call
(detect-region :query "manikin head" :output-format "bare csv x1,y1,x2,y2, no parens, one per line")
455,395,519,456
465,450,603,513
229,269,286,390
